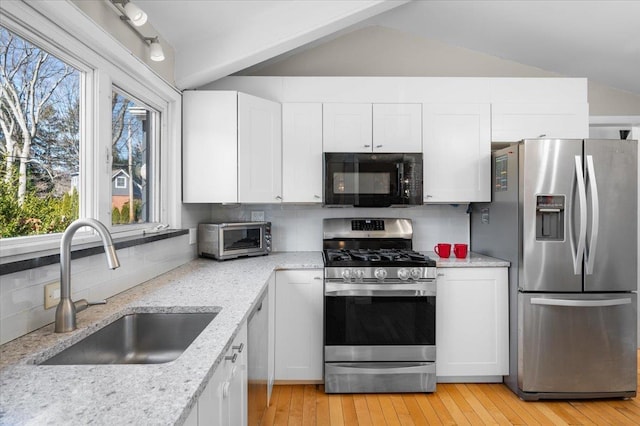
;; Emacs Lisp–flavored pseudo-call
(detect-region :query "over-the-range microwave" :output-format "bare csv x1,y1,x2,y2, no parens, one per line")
198,222,271,260
323,152,423,207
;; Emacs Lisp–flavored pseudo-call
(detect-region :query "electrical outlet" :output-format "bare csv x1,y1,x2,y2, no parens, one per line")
44,281,61,310
251,211,265,222
189,228,197,245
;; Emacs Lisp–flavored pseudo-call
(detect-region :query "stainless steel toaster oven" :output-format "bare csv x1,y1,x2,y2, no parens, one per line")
197,222,271,260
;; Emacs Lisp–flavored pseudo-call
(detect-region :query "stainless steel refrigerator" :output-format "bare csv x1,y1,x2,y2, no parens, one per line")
471,138,637,400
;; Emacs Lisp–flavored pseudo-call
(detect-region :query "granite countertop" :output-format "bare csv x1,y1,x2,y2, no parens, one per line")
424,251,510,268
0,252,323,426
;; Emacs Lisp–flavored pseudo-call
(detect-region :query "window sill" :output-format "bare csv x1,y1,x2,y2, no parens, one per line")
0,229,188,276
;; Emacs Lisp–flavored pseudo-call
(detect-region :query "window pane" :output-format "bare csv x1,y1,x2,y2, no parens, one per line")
0,26,80,238
111,91,153,226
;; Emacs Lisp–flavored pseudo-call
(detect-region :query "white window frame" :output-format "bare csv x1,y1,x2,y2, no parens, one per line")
0,1,182,258
115,176,127,189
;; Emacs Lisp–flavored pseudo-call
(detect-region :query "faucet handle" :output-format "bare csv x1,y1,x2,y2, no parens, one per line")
74,299,107,313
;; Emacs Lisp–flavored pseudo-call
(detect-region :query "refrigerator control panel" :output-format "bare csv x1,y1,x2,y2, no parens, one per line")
536,195,565,241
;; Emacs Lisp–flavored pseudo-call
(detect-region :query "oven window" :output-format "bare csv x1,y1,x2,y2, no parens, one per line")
223,228,262,250
332,172,391,194
325,296,435,346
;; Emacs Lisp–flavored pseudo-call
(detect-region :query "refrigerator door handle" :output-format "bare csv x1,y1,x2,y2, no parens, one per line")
585,155,599,275
531,297,632,308
570,155,588,275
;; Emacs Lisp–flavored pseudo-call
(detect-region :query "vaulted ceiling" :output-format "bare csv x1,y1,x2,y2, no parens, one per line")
137,0,640,94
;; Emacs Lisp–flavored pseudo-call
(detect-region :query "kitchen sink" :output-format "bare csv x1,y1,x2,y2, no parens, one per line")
40,312,218,365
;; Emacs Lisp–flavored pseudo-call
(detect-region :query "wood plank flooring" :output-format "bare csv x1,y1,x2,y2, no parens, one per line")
259,350,640,425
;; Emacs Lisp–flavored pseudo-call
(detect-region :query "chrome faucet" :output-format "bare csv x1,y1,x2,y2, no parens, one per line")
55,218,120,333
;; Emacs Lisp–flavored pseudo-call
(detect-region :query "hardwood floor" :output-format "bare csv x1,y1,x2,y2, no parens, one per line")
259,351,640,425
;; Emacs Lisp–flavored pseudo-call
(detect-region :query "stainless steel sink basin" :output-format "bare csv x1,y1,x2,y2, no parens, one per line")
40,312,217,365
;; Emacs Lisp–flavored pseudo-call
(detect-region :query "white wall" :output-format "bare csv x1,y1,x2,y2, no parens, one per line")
210,204,470,252
0,235,195,345
234,25,640,116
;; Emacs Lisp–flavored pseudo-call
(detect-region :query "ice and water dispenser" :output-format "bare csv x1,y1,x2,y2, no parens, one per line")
535,195,565,241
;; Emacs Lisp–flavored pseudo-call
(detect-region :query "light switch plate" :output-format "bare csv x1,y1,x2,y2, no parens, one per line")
44,281,61,310
189,228,197,245
251,211,265,222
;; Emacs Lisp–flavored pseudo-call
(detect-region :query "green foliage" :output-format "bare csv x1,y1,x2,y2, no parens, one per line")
0,178,79,238
111,200,144,226
112,206,121,224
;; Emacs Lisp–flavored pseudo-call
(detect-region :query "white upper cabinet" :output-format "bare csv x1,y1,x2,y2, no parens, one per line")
422,103,491,203
238,92,282,203
372,104,422,152
491,103,589,141
322,103,372,152
183,91,238,203
282,103,323,203
183,90,281,203
323,103,422,153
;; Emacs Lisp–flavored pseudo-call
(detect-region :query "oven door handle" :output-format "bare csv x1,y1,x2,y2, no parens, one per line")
324,281,435,297
325,289,433,297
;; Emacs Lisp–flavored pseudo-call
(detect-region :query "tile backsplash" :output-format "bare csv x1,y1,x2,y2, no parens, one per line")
0,235,196,345
210,204,470,252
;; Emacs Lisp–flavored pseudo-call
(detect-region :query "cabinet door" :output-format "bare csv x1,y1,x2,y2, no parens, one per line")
183,91,238,203
282,103,323,202
267,274,276,402
491,103,589,142
226,323,247,426
238,93,282,203
275,270,324,381
373,104,422,152
198,351,228,426
436,267,509,379
323,103,372,152
423,103,491,203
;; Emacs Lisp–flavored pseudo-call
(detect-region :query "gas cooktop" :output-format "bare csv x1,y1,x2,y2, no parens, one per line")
323,248,436,268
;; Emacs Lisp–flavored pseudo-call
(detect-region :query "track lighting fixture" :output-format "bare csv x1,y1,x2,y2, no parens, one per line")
109,0,165,62
112,0,147,26
147,37,165,62
122,1,147,27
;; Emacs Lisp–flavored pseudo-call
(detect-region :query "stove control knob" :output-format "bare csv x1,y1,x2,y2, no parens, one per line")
397,268,410,281
410,268,423,280
374,268,388,281
353,269,365,281
342,269,352,282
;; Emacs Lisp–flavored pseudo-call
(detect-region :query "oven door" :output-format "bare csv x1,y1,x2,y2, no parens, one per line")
324,281,436,362
323,153,422,207
219,223,267,259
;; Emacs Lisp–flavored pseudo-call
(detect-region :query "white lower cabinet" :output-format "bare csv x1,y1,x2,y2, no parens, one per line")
436,267,509,382
197,322,248,426
274,269,324,381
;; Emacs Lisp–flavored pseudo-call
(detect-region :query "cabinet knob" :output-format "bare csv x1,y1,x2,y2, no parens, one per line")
437,273,445,277
426,195,433,199
314,195,321,199
275,195,282,200
314,276,322,280
232,342,244,353
364,144,371,148
375,145,383,148
225,353,238,363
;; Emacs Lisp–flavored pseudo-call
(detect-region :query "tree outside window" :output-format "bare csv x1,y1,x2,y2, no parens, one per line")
111,91,152,226
0,26,80,238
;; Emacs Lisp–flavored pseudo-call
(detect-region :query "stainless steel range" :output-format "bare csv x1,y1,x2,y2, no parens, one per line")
322,218,437,393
